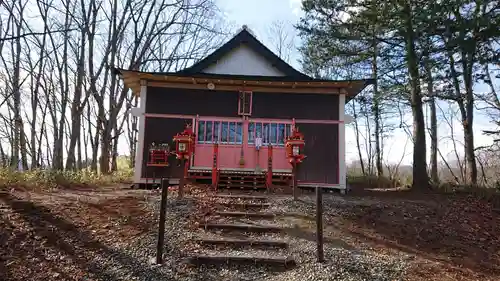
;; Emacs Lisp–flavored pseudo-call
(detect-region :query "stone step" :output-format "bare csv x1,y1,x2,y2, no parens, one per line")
214,211,276,219
188,254,295,268
197,238,288,248
202,223,284,233
214,194,268,200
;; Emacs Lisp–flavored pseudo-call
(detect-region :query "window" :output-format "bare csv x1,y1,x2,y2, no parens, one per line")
197,122,205,142
238,91,252,115
213,121,220,142
248,122,292,146
197,120,243,144
205,121,213,142
221,122,229,143
277,124,285,145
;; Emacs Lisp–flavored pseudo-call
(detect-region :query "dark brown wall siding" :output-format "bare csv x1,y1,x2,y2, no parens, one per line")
146,87,239,116
251,92,339,120
142,117,191,179
146,87,340,121
297,123,339,184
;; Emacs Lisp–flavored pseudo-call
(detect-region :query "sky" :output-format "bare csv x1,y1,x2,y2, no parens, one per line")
213,0,498,166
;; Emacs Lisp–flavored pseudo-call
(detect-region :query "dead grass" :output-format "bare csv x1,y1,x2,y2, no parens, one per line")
0,168,132,192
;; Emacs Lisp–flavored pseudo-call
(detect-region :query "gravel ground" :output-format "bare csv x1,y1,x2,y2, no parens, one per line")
79,193,410,281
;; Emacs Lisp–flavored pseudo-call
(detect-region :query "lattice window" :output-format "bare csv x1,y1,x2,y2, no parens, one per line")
247,122,292,146
197,120,243,144
238,91,252,116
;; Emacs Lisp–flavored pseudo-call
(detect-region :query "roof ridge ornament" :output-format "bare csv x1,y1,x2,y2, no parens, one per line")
236,24,257,38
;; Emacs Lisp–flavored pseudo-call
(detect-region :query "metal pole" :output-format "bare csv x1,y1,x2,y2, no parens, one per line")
316,186,324,262
156,177,168,264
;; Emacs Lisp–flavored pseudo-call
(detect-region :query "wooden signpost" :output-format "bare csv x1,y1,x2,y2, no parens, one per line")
316,186,324,262
156,178,169,264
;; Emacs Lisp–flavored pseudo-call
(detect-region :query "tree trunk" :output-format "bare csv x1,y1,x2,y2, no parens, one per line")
111,120,119,172
372,42,383,177
429,96,438,184
11,12,22,169
127,96,139,168
423,54,439,184
463,63,477,185
66,32,86,170
90,105,101,172
352,101,366,175
77,128,82,170
20,129,29,169
403,0,429,189
461,98,477,185
100,124,111,174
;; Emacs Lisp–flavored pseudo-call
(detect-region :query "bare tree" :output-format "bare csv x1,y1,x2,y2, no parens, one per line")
267,20,295,63
0,0,227,174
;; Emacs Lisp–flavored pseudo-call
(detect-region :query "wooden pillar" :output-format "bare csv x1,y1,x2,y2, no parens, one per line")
134,80,148,184
338,93,346,192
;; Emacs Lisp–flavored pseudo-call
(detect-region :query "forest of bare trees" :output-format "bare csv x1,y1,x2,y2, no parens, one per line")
0,0,227,174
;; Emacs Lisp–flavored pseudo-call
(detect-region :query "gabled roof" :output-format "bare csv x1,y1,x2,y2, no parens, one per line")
177,25,310,79
112,25,374,101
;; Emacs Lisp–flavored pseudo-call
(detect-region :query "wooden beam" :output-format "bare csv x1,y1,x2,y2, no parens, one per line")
148,81,340,94
118,69,368,97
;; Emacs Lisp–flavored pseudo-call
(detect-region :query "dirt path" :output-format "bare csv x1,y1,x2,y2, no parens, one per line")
1,185,499,281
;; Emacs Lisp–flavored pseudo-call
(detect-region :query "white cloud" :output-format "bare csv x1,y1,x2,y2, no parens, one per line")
289,0,302,16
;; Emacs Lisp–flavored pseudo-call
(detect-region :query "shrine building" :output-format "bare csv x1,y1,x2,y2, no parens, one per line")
115,25,372,192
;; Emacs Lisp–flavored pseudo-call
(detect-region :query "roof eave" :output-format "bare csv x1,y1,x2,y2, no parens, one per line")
345,79,374,103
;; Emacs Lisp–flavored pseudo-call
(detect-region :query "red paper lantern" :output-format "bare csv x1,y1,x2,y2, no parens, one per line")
173,124,196,160
285,127,306,165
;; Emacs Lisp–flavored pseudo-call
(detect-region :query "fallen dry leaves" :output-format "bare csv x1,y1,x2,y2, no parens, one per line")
329,191,500,281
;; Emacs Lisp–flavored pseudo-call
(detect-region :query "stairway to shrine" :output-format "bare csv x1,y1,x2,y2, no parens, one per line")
188,169,292,191
188,193,296,269
217,173,267,189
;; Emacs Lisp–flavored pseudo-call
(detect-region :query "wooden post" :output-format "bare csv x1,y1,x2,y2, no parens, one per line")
292,162,298,200
178,158,186,199
212,143,218,190
145,165,149,189
156,177,168,264
316,186,324,262
266,145,273,189
152,170,156,188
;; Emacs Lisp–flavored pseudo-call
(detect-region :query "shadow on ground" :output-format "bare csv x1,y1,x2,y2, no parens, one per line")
0,191,214,281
